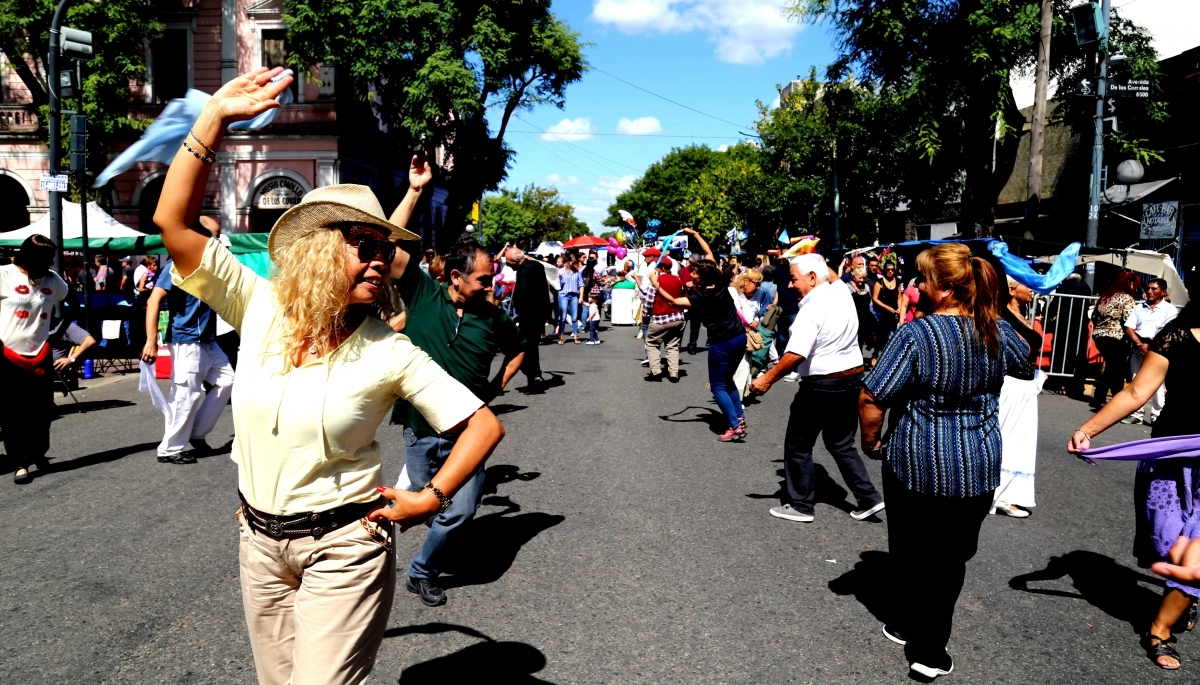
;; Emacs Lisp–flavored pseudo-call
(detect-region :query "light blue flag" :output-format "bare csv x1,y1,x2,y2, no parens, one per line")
988,239,1081,295
95,70,294,187
778,229,789,244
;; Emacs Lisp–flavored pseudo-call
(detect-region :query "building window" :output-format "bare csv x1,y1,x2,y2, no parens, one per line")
260,29,300,102
146,25,193,104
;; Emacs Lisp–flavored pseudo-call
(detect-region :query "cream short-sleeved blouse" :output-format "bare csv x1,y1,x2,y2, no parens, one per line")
173,238,483,515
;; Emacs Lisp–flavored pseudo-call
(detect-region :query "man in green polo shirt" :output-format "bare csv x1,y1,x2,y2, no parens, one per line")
387,236,525,607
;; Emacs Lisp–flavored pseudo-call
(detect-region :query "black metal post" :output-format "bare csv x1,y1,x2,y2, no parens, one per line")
47,0,76,275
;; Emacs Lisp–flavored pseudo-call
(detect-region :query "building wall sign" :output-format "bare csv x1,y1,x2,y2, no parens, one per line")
254,177,305,209
1141,200,1179,239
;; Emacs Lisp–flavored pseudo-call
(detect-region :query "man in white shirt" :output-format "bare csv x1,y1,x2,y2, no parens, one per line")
1123,278,1177,425
750,254,884,523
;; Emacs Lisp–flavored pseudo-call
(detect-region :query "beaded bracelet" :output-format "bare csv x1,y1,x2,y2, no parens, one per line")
182,139,215,164
189,130,218,157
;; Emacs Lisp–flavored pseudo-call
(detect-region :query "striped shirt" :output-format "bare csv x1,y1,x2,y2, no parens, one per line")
864,315,1029,498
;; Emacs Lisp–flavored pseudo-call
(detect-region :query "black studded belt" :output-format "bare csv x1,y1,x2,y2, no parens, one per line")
239,491,385,540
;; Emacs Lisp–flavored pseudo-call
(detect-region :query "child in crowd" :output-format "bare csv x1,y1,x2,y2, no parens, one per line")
586,294,601,345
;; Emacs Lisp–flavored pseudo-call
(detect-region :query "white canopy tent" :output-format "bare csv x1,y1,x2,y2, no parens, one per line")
0,202,143,244
1039,247,1189,307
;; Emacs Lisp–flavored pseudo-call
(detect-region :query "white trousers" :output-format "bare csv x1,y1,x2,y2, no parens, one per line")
1128,348,1166,422
994,372,1045,508
158,341,234,456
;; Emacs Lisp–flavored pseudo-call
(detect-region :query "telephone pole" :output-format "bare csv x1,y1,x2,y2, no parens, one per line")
1026,0,1053,207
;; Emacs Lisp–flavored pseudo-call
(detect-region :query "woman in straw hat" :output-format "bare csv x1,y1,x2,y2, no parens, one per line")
153,66,504,685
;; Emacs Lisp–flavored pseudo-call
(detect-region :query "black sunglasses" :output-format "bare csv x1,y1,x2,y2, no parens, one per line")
340,231,397,264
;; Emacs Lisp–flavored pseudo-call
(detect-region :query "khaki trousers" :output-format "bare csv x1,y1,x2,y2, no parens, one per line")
645,319,686,376
237,510,396,685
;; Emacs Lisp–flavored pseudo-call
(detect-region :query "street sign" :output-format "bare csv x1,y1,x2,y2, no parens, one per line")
39,173,69,192
1075,77,1098,96
1108,79,1151,98
1141,201,1179,239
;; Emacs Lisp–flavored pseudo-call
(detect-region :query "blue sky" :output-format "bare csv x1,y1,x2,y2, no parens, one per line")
501,0,1193,235
500,0,839,233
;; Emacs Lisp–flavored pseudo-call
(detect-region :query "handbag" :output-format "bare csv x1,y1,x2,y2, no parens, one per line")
745,327,764,352
760,304,782,331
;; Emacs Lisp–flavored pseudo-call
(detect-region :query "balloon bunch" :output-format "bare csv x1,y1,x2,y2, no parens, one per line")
606,236,628,260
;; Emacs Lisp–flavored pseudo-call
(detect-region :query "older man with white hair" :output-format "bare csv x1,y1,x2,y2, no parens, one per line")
751,253,884,523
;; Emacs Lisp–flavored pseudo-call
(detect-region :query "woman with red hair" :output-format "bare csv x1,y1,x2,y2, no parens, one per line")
1091,271,1140,408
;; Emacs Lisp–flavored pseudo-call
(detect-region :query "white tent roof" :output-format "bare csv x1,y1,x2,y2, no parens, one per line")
3,202,144,241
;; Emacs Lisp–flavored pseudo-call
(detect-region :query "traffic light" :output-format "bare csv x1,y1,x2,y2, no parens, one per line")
60,27,93,60
1070,3,1107,45
70,115,87,172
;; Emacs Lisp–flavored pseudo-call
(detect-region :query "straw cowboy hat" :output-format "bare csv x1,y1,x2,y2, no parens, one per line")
268,184,419,262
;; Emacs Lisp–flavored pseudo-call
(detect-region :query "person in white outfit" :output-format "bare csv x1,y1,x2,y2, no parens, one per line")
992,276,1045,518
140,216,235,464
1123,278,1177,426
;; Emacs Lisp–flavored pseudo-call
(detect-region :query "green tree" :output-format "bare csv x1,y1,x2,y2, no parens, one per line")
785,0,1164,236
604,145,722,233
479,184,587,249
284,0,587,217
0,0,162,191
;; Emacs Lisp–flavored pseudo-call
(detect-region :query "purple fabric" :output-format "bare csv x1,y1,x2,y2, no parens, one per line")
1083,435,1200,597
1077,434,1200,466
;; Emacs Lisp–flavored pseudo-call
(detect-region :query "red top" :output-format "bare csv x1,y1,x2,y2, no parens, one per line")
677,266,693,287
651,273,686,317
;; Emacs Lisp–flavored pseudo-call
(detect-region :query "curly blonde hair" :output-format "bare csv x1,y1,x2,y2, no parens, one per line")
732,269,763,289
271,228,396,367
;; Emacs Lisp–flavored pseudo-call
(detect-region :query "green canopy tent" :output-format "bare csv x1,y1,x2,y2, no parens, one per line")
0,232,273,279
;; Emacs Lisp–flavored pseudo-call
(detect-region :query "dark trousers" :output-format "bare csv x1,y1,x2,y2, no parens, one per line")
685,308,701,347
883,464,993,665
782,373,881,514
515,311,544,380
1093,336,1130,405
0,354,54,470
774,312,796,357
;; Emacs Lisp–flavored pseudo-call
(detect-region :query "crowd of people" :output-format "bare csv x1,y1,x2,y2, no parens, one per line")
2,67,1199,683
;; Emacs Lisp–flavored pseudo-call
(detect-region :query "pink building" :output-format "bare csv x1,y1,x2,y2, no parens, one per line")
0,0,448,243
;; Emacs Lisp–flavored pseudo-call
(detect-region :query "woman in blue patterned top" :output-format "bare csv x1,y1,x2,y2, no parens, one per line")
858,243,1030,679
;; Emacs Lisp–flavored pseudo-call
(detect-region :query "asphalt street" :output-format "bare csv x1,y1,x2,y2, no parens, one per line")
0,324,1187,684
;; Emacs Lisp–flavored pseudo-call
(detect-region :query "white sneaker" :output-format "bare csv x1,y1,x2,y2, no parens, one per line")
640,359,650,366
910,659,954,678
850,501,886,520
635,331,643,339
783,372,800,382
585,341,597,345
769,504,814,522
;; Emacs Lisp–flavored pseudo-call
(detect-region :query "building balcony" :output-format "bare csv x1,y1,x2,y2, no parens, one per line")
0,105,39,134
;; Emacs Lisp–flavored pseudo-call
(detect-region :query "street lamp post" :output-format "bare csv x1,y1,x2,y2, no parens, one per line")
47,0,77,276
1085,0,1112,253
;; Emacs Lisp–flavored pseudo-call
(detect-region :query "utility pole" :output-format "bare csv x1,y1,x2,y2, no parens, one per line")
1026,0,1053,207
832,137,840,249
1085,0,1112,251
47,0,76,276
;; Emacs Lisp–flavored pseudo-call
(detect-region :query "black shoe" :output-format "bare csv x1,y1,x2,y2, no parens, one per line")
910,654,954,679
686,344,697,355
406,576,447,607
668,375,679,383
188,439,214,456
644,373,662,382
882,624,906,645
158,453,198,465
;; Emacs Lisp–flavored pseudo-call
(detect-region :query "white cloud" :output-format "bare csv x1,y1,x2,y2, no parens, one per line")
591,0,802,66
566,174,639,232
545,173,582,187
616,116,664,135
541,117,593,142
717,144,729,152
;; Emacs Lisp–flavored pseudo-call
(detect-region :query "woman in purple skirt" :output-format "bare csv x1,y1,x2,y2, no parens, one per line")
1069,301,1200,670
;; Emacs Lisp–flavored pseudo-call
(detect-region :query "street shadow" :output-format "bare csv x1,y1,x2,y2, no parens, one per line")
4,441,159,478
743,465,859,515
386,622,553,684
489,403,527,416
436,495,565,590
516,373,566,395
659,406,726,435
481,464,541,497
828,550,896,626
51,398,136,418
1009,551,1165,634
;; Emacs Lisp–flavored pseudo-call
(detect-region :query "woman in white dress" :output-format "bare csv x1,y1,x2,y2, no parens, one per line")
992,276,1045,517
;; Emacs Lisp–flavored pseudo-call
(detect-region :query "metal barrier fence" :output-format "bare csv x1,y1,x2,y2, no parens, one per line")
1028,293,1099,378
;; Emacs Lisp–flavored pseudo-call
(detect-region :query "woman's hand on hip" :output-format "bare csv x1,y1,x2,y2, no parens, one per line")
209,66,293,123
369,487,440,532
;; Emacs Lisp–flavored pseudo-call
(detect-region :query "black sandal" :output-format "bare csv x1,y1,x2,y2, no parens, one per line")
1144,632,1181,670
13,468,31,484
1188,602,1198,632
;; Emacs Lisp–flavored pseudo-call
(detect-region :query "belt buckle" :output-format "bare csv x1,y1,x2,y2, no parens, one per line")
266,520,284,537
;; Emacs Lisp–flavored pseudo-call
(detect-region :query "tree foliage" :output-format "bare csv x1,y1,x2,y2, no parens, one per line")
0,0,162,188
480,184,588,250
284,0,587,214
784,0,1165,236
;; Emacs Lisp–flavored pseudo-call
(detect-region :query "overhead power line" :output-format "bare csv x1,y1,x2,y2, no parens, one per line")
591,66,757,132
510,129,740,140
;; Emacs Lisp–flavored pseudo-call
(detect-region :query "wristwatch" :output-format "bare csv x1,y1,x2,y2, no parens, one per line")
68,356,76,365
423,482,452,514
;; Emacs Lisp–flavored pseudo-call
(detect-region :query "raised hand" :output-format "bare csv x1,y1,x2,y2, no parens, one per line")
209,67,293,123
409,153,433,193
